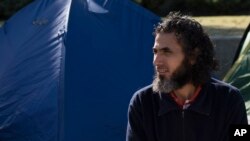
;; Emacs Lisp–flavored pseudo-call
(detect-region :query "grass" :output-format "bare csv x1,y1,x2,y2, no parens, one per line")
194,15,250,37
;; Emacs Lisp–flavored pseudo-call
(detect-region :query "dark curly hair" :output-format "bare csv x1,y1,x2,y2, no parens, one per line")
154,12,219,86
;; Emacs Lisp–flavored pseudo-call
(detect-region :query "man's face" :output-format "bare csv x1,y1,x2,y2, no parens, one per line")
152,32,192,93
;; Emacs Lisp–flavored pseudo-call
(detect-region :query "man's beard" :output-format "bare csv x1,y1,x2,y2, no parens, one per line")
152,59,192,93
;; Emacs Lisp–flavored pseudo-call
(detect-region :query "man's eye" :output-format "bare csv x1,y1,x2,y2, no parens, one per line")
153,49,157,54
162,49,172,54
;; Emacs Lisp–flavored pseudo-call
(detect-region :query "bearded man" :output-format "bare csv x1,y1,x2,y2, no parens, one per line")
126,12,248,141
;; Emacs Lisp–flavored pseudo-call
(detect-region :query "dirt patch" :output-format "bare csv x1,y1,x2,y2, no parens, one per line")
194,16,250,37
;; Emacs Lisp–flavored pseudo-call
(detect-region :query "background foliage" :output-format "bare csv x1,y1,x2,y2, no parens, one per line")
0,0,249,20
133,0,250,16
0,0,33,20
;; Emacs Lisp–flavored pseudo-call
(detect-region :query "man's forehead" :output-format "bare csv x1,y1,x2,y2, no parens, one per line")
153,41,173,50
153,40,170,48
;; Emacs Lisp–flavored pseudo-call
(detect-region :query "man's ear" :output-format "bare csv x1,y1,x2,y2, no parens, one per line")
190,48,200,65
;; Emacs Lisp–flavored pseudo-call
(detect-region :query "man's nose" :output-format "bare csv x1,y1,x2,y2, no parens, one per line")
153,54,163,66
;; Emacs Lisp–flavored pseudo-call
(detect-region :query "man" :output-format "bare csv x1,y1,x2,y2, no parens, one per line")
126,12,248,141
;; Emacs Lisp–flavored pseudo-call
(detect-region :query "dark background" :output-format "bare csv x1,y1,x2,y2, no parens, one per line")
0,0,33,20
133,0,250,16
1,0,250,20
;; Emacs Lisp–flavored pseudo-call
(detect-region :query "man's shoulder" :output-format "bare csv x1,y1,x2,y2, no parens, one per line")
129,84,155,105
208,77,241,98
132,84,154,99
134,84,153,95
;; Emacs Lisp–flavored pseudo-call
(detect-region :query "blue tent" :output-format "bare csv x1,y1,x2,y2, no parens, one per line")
0,0,159,140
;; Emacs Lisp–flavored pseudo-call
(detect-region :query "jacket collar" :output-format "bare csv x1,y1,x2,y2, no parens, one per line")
158,79,213,117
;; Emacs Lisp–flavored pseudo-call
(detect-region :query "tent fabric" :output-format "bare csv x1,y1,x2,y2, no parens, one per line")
224,23,250,123
64,0,159,140
0,0,159,140
0,0,70,140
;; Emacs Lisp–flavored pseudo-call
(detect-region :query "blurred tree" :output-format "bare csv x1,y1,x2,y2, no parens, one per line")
132,0,250,16
0,0,33,20
1,0,249,20
133,0,188,16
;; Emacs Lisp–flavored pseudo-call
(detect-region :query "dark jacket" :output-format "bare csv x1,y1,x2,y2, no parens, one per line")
126,78,248,141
